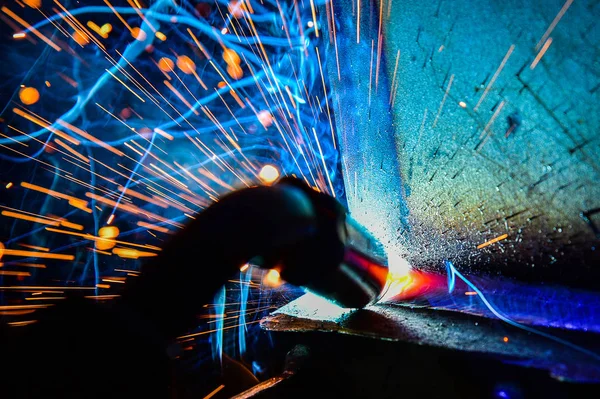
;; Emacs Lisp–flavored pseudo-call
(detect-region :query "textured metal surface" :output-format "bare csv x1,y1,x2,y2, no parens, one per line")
262,299,600,382
325,0,410,257
328,0,600,287
385,0,600,283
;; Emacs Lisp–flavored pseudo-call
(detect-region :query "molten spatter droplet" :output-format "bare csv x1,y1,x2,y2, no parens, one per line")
217,81,227,89
176,55,196,74
264,269,282,287
96,239,115,251
100,23,113,35
131,27,147,41
257,110,273,128
97,226,119,251
0,241,5,261
223,48,241,66
227,64,243,80
73,30,90,46
112,247,157,259
259,164,279,184
19,87,40,105
120,108,132,120
99,226,119,239
138,127,153,138
158,57,175,72
459,101,467,108
228,0,246,18
23,0,41,9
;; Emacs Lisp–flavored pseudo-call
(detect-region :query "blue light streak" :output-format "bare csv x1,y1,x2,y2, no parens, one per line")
445,260,600,362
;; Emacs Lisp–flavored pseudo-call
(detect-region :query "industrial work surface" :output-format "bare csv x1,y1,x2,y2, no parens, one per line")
261,296,600,389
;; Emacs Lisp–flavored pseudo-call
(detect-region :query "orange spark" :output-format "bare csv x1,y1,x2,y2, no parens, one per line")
187,28,211,60
87,21,108,39
264,269,282,287
432,74,454,128
97,225,119,251
535,0,573,50
203,385,226,399
0,270,31,277
477,234,508,249
18,244,49,252
99,226,119,239
12,108,80,145
176,55,196,74
1,6,61,51
137,221,171,234
309,0,319,37
153,128,174,141
158,57,175,72
0,249,74,260
85,294,120,300
258,165,280,184
103,0,133,32
23,0,41,9
21,182,90,211
131,26,147,41
530,38,553,70
474,45,514,111
223,48,241,66
53,138,90,163
72,29,90,46
45,226,164,250
1,210,60,227
8,320,38,327
19,87,39,105
112,247,158,259
25,296,65,301
257,110,273,128
60,220,83,230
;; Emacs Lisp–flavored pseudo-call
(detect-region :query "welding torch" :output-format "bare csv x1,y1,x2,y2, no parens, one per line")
0,177,390,398
119,176,389,344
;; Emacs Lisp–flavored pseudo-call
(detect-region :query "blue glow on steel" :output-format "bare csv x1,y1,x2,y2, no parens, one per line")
445,261,600,362
212,286,226,364
238,266,252,357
